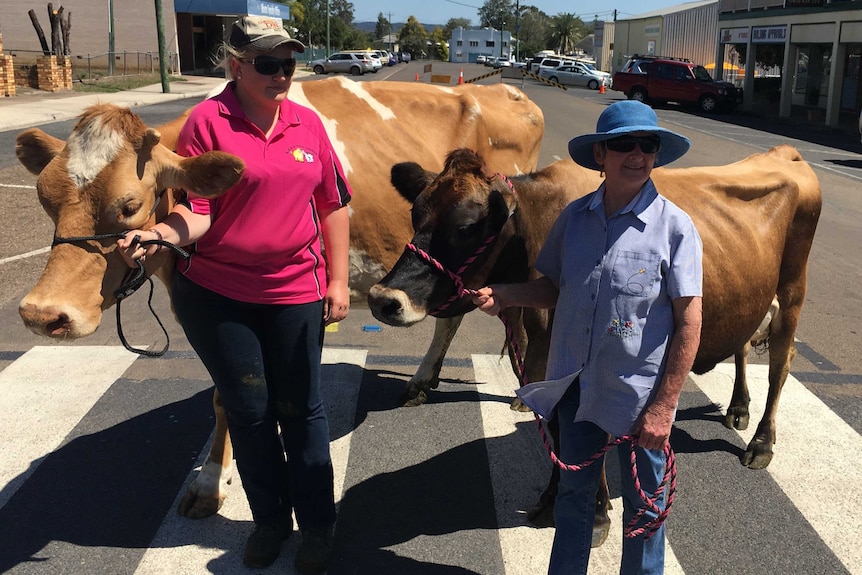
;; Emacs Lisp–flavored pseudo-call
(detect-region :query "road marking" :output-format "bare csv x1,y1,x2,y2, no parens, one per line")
0,346,140,509
473,354,683,574
133,348,366,574
0,246,50,265
692,364,862,574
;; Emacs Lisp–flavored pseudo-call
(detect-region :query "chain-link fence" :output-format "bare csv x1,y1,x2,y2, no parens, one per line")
5,49,179,81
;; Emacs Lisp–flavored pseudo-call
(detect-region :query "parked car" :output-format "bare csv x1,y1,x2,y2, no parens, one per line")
492,57,512,68
538,64,610,90
612,56,742,113
476,55,487,65
310,52,376,76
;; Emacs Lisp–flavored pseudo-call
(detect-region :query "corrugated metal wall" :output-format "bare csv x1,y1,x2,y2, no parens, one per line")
662,3,719,67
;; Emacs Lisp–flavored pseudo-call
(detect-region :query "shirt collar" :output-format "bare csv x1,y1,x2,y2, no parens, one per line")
214,82,301,130
583,179,661,224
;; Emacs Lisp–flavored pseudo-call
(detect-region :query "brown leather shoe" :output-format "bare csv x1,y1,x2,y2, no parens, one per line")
294,525,335,574
242,516,293,569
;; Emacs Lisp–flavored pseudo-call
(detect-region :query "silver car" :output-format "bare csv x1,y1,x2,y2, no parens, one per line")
310,52,375,76
538,63,610,90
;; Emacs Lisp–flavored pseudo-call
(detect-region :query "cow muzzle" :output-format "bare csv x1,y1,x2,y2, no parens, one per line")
368,284,429,327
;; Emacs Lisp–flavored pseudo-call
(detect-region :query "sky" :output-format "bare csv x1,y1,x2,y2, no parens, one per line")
351,0,684,27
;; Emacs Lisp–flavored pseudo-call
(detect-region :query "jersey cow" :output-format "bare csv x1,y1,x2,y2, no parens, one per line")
367,146,822,538
15,77,544,519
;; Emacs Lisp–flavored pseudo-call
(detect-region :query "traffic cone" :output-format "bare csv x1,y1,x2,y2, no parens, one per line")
599,83,605,94
415,72,420,81
458,68,464,85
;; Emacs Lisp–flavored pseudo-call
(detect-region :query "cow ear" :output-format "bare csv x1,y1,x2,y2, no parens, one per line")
391,162,435,204
174,151,245,198
16,128,65,175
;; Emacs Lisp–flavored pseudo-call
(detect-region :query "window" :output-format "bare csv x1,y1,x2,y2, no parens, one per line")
486,40,495,48
470,40,478,47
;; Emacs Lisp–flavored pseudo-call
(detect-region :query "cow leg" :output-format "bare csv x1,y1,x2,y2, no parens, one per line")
724,342,752,431
177,389,234,518
740,295,800,470
527,414,612,547
402,315,464,407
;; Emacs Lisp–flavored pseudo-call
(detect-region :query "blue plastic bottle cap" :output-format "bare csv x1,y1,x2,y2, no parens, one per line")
361,324,382,332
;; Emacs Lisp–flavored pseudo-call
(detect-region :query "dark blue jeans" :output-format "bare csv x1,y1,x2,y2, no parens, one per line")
172,272,336,530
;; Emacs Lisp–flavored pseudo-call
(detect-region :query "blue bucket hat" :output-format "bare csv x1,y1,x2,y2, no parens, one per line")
568,100,691,170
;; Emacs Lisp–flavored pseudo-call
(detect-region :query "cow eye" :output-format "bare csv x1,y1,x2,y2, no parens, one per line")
120,200,143,221
456,222,478,239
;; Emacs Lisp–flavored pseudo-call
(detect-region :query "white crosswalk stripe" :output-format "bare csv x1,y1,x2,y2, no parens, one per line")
0,347,859,574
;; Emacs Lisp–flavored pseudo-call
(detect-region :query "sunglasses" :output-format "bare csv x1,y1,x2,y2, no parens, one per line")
604,135,661,154
242,56,297,76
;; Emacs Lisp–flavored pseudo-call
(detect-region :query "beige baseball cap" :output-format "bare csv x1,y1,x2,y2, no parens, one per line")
229,15,305,53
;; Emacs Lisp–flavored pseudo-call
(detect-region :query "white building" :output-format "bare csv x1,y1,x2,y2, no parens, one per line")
448,26,513,64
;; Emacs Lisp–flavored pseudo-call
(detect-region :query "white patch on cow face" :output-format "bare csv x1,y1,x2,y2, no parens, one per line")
65,115,125,189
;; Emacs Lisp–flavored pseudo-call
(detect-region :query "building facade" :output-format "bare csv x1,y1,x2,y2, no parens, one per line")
1,0,290,76
448,26,513,64
716,0,861,127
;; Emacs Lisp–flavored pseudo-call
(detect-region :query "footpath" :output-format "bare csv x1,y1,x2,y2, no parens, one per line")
0,75,229,132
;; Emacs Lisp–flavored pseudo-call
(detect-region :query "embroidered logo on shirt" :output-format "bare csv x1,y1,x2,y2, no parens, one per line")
607,319,636,338
291,148,315,163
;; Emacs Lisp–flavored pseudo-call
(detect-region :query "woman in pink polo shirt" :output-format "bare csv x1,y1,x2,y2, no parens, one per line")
119,16,349,574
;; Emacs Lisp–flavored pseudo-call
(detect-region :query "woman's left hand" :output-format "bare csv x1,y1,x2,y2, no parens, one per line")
323,279,350,325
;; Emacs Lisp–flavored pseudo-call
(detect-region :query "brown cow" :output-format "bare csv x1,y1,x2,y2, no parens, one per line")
367,146,821,539
15,77,544,519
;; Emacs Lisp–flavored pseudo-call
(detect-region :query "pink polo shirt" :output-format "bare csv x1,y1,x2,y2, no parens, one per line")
176,83,351,305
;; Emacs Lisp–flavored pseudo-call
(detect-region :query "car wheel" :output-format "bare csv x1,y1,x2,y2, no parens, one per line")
699,95,718,112
549,76,559,84
313,65,325,75
350,66,362,76
588,79,599,90
630,88,648,102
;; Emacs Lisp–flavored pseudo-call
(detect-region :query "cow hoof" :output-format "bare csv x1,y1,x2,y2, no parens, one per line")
592,515,611,548
177,490,225,519
741,438,773,469
526,501,555,528
723,407,750,431
509,398,532,412
402,389,429,407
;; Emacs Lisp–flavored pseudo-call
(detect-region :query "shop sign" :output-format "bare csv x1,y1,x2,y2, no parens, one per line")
720,28,749,44
752,25,787,44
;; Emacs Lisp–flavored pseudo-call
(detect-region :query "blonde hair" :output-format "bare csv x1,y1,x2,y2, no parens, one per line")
213,42,250,80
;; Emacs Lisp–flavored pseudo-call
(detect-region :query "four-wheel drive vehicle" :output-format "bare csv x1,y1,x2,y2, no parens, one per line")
612,57,742,113
310,52,376,75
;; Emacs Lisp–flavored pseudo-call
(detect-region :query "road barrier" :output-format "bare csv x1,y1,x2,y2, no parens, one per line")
464,67,567,91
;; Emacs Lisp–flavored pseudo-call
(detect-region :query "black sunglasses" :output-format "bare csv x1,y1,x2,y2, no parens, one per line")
604,135,661,154
242,56,297,76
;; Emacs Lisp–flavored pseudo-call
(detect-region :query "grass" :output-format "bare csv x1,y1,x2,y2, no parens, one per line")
73,73,186,93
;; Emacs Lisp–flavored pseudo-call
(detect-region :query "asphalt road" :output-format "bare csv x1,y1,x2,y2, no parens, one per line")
0,64,860,575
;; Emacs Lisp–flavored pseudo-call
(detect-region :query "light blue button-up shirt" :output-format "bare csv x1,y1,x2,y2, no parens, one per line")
517,179,703,437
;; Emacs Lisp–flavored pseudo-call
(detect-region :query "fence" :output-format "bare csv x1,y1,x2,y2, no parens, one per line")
4,48,179,81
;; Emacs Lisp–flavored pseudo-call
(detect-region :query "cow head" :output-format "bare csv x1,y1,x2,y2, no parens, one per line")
368,148,527,326
16,104,245,339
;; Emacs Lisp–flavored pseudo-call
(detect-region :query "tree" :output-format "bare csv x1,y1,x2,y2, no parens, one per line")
443,17,471,40
547,13,586,55
375,12,390,42
478,0,515,29
516,5,552,58
430,27,449,60
398,16,428,59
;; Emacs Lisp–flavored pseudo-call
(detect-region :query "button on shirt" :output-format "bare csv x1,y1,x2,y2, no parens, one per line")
532,180,703,437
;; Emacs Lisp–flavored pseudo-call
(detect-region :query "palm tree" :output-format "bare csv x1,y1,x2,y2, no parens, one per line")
547,13,583,55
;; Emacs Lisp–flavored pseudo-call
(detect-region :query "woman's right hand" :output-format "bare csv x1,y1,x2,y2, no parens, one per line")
116,229,161,268
472,286,505,316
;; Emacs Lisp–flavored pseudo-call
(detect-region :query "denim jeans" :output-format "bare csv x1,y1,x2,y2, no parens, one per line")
549,381,667,575
172,272,336,530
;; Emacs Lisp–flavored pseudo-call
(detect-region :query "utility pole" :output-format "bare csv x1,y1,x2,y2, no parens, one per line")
107,0,115,75
154,0,169,93
326,0,331,57
515,0,520,62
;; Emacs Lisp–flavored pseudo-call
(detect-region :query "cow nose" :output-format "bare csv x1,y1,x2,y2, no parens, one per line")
368,285,427,327
19,302,75,338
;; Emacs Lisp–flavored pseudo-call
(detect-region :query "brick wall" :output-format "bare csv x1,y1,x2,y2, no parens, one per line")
0,32,15,97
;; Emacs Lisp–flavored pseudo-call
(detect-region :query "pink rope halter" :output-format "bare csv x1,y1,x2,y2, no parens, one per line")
403,173,676,539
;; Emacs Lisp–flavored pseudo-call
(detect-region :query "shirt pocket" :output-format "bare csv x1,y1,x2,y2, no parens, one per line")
610,250,661,298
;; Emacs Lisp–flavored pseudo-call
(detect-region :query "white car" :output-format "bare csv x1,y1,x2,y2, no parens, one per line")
476,55,487,65
538,63,610,90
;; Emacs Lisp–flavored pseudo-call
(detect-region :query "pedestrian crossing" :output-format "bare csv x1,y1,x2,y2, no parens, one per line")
0,346,859,574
